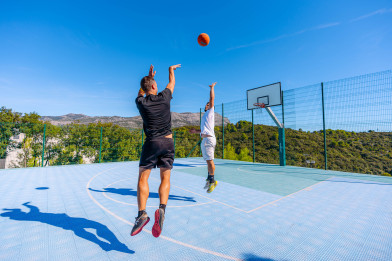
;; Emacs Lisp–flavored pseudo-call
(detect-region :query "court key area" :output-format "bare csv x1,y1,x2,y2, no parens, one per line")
0,158,391,260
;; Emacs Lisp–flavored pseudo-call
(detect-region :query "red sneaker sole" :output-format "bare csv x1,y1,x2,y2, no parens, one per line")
152,209,162,238
130,217,150,236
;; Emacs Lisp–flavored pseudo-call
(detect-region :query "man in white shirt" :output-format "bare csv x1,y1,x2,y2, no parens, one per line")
190,82,218,193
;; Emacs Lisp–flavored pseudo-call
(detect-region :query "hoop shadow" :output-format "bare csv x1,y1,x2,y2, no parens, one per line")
89,188,196,202
242,253,281,261
1,202,134,254
35,187,49,190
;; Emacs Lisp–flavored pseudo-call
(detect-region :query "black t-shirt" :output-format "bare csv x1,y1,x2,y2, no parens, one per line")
135,88,173,139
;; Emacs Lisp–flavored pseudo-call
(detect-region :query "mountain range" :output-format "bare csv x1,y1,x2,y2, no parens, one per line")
40,112,230,129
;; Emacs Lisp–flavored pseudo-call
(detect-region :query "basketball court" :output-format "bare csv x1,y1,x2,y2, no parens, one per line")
1,158,391,260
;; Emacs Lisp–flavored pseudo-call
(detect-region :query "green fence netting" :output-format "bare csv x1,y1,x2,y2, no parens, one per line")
1,70,391,175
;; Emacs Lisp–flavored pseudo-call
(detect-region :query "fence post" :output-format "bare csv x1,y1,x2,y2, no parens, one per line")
279,91,286,166
281,91,285,125
321,82,327,170
252,109,255,163
279,128,286,166
41,124,46,167
99,127,103,163
222,103,224,159
199,108,202,157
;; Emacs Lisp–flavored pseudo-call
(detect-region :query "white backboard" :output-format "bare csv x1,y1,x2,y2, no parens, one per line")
247,82,282,110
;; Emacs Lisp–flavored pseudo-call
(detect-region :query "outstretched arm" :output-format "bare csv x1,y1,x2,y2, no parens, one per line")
22,202,39,214
209,82,216,109
166,64,181,94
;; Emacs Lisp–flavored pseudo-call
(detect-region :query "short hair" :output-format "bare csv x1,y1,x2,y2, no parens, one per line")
140,76,155,92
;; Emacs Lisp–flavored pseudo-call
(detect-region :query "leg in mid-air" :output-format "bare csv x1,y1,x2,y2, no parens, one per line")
206,159,218,192
201,136,218,193
131,168,151,236
152,168,171,238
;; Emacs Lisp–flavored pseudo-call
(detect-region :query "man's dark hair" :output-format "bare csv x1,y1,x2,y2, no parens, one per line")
140,76,155,92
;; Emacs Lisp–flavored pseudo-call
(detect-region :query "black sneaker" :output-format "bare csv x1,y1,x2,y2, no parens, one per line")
130,212,150,236
152,208,165,238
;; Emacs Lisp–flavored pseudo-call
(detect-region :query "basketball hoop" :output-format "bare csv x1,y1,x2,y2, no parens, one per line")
253,103,265,115
253,103,266,108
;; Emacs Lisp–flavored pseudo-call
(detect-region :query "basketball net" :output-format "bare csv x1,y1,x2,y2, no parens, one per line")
254,103,265,114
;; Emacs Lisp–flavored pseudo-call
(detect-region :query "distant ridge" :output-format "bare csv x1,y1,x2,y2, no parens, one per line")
40,112,230,129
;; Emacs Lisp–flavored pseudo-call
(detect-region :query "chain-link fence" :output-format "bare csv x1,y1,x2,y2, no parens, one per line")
0,122,144,168
195,70,392,176
1,70,391,175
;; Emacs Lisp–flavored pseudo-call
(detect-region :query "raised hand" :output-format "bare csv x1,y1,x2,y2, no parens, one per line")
149,65,156,78
169,64,181,71
209,82,217,88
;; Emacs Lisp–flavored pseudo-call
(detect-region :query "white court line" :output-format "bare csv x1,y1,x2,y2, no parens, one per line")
246,177,333,213
237,167,280,175
102,178,215,208
86,167,241,261
150,176,249,213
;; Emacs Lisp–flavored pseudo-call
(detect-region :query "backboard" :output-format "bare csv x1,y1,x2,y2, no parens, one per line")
247,82,282,110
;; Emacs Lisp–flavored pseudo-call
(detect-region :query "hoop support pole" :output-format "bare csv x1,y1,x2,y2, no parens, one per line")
265,107,283,128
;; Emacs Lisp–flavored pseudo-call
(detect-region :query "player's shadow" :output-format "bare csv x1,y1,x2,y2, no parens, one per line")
89,188,196,202
0,202,134,254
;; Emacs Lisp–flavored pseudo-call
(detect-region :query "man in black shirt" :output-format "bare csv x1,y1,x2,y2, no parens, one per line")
131,64,181,238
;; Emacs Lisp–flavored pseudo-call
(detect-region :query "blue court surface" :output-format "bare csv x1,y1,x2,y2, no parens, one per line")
1,158,391,261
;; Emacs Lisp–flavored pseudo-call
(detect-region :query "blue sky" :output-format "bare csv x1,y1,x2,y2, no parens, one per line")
0,0,391,117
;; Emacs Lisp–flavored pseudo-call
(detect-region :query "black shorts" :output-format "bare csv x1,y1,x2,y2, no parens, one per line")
139,137,175,169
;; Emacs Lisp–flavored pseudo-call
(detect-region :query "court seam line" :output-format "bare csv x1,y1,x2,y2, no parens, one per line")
246,177,334,213
86,167,242,261
150,176,249,213
102,178,215,208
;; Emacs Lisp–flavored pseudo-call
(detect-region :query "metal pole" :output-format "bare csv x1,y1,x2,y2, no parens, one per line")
187,138,201,158
99,127,103,163
321,82,327,170
280,91,286,166
199,108,202,157
41,124,46,167
281,91,285,125
222,103,224,159
252,109,255,163
279,128,286,166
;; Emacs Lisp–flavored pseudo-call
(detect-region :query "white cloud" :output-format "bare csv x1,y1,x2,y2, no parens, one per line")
190,82,210,90
350,8,392,22
226,22,340,51
314,22,341,30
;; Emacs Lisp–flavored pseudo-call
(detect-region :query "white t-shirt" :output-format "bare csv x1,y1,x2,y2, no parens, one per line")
201,107,215,137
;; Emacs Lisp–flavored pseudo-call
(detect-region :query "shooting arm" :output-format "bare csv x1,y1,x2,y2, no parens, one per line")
166,64,181,94
209,82,216,108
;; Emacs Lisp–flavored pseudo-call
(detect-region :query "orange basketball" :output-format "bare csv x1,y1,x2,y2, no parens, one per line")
198,33,210,46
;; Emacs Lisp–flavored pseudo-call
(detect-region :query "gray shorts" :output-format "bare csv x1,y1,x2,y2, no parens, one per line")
201,136,216,161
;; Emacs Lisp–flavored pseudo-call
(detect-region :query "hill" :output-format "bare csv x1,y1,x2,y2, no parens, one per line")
40,112,230,128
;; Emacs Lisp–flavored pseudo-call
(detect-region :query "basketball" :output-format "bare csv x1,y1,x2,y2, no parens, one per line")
198,33,210,46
